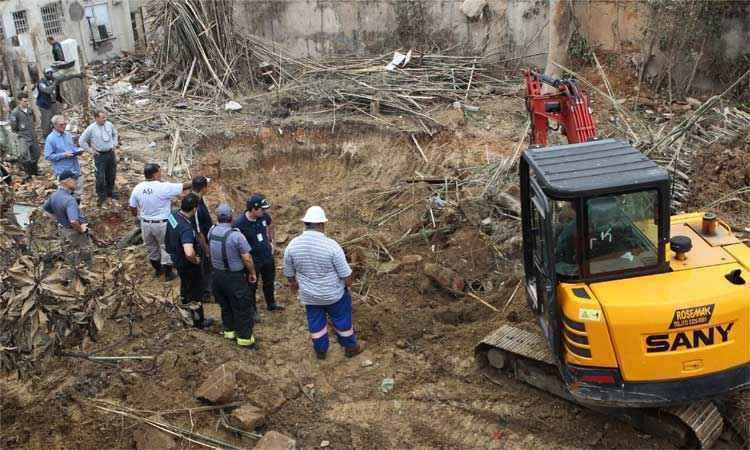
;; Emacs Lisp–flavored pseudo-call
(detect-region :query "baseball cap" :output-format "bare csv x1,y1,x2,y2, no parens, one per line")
58,170,79,181
216,203,233,220
192,175,208,191
246,195,263,210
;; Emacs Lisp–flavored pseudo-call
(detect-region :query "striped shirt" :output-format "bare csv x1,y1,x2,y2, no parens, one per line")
283,230,352,306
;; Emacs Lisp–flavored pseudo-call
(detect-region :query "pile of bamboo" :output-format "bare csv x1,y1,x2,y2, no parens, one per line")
242,34,519,127
146,0,519,126
147,0,240,96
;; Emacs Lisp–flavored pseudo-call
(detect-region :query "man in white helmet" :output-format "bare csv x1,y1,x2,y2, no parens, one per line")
283,206,367,360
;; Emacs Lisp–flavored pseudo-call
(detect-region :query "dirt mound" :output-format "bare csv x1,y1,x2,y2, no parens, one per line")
686,134,750,228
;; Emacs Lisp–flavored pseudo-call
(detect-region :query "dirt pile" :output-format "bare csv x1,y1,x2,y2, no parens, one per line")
687,133,750,229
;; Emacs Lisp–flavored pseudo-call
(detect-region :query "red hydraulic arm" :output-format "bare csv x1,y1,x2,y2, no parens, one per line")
524,70,597,146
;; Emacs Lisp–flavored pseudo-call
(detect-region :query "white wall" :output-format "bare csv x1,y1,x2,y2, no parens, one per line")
0,0,135,68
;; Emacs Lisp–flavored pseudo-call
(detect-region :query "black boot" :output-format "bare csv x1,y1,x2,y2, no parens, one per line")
149,259,162,278
192,305,214,329
162,264,177,281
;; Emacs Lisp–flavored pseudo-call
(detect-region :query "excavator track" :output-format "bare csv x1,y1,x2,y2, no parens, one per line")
477,325,742,449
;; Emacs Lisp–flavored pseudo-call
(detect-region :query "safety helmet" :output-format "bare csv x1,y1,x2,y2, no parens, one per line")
301,206,327,223
44,67,55,79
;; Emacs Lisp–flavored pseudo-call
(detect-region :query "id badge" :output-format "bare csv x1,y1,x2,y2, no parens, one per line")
257,233,264,242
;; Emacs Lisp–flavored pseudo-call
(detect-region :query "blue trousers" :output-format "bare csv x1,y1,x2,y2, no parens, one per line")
305,290,357,353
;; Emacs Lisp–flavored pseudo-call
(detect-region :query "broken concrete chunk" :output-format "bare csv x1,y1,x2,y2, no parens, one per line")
224,100,242,111
134,415,177,450
255,431,296,450
460,0,488,18
195,363,237,404
229,404,266,431
423,263,465,293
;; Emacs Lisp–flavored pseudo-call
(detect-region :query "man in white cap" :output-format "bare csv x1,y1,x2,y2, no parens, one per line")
283,206,367,359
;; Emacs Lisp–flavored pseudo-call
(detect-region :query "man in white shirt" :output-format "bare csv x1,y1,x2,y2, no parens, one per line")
129,163,191,281
80,110,119,207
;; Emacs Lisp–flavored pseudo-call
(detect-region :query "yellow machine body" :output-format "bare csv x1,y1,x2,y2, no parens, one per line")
558,213,750,382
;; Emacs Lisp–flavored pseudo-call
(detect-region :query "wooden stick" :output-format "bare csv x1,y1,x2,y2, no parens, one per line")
410,134,428,163
502,280,522,311
181,57,197,98
466,291,499,313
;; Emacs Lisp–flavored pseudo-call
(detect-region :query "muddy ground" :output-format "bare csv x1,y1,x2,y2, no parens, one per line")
2,64,749,450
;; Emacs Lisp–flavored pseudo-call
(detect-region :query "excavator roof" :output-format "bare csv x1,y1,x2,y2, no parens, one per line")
523,139,669,199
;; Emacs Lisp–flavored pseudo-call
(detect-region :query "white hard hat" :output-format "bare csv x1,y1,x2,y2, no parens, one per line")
301,206,328,223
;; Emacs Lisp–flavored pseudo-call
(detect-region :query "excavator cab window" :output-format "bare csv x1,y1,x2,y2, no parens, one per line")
586,191,659,275
553,200,579,277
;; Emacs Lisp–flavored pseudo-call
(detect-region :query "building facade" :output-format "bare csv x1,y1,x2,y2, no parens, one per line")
0,0,136,70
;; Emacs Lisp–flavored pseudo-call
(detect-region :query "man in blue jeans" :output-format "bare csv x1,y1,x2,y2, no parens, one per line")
283,206,367,360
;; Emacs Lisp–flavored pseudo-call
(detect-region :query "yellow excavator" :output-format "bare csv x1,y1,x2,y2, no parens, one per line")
476,71,749,448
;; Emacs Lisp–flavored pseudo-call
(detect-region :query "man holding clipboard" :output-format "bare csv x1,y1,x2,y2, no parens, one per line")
44,114,86,201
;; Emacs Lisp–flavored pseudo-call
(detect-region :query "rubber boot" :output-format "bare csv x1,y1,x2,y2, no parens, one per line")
149,259,162,278
192,305,214,329
237,334,259,351
161,264,177,281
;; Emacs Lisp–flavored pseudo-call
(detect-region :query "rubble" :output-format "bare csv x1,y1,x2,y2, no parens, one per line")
229,404,266,431
423,263,465,293
133,415,178,450
195,363,238,404
254,431,296,450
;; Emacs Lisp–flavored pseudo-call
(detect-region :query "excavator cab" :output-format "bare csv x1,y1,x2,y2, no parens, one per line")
520,139,670,359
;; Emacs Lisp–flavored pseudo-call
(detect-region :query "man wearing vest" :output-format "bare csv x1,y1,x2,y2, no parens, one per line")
209,204,259,350
165,193,213,329
234,195,284,323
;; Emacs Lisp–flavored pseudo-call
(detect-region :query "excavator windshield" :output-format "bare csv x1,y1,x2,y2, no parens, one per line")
552,190,661,278
586,191,659,275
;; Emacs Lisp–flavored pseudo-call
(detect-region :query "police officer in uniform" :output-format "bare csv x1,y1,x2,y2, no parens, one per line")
209,204,258,350
165,193,213,329
234,195,284,323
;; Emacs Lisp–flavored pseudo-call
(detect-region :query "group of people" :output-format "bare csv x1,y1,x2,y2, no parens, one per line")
44,159,368,358
126,166,367,358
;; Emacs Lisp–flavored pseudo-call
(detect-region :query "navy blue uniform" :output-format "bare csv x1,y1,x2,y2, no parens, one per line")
166,211,205,305
233,212,275,309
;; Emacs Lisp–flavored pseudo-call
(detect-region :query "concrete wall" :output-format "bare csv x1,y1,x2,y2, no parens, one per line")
232,0,749,92
0,0,135,69
234,0,550,67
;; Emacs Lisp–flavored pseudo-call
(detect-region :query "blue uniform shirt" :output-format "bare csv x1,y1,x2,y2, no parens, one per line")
208,223,252,272
166,211,197,269
233,212,273,264
42,187,86,227
44,130,82,177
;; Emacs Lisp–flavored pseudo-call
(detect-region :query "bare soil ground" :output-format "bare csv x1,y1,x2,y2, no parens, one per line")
2,72,747,450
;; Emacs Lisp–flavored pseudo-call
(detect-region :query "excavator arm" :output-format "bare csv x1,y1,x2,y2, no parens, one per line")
524,70,597,146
